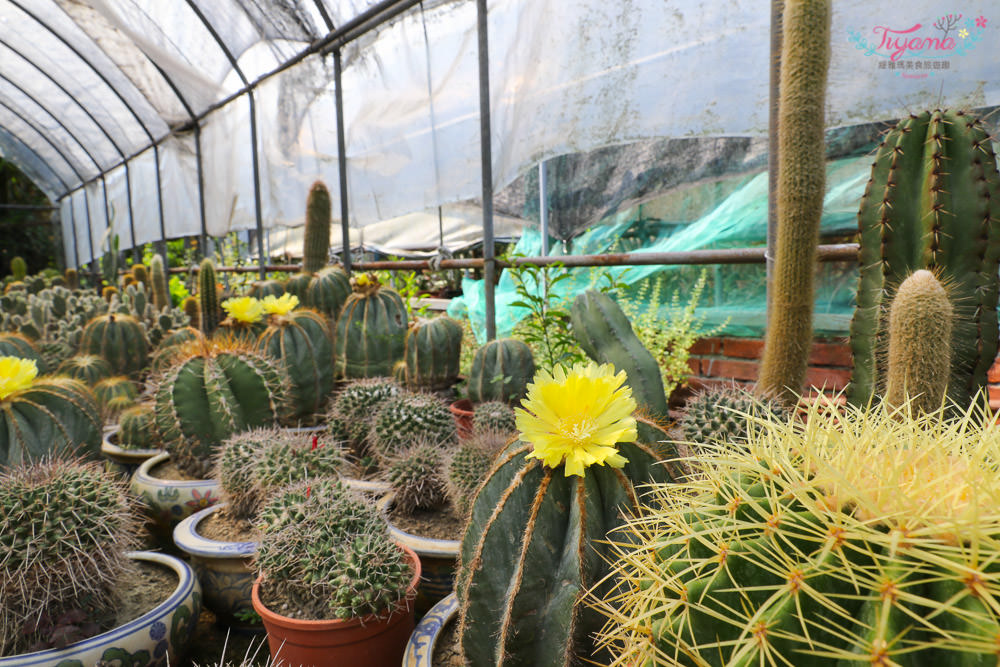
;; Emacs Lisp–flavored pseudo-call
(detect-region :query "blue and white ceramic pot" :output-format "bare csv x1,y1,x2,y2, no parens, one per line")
0,551,202,667
130,452,221,544
173,503,261,632
402,593,459,667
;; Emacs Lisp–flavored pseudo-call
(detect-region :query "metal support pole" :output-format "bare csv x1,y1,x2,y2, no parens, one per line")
82,188,97,278
124,162,140,263
68,196,80,270
475,0,496,341
153,144,169,270
334,49,352,272
194,124,210,259
247,92,267,281
766,0,783,318
101,176,112,257
539,161,549,256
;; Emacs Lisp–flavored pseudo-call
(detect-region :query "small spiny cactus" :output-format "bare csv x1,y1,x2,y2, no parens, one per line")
471,400,517,435
328,377,402,454
369,390,456,462
385,439,447,514
444,429,508,517
679,384,793,448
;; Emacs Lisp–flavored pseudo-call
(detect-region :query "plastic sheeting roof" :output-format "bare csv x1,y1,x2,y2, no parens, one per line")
0,0,996,267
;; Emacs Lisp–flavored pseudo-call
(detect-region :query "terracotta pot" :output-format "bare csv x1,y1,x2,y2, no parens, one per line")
377,493,459,615
130,452,221,545
101,426,164,479
449,399,474,439
0,551,201,667
173,503,260,632
251,545,421,667
402,592,459,667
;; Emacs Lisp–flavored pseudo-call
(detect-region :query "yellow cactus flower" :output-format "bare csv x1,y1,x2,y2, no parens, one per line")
515,362,636,477
221,296,264,323
355,273,373,287
261,293,299,315
0,356,38,399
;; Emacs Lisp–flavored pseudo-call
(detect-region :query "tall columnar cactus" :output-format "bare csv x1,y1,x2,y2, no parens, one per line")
256,308,335,418
756,0,831,403
0,457,142,654
466,337,536,405
198,258,220,335
849,110,1000,410
0,333,45,374
10,256,26,280
334,274,408,378
155,340,289,478
117,403,160,450
182,295,200,330
884,270,953,414
596,400,1000,666
79,313,149,378
64,267,79,290
457,362,676,665
149,255,170,311
328,377,402,453
369,390,456,462
404,315,463,390
130,263,149,290
305,267,351,323
303,181,332,275
0,358,102,467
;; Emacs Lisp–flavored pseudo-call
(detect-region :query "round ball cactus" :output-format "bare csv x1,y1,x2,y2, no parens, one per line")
249,279,286,300
0,334,45,374
0,457,142,654
679,384,793,448
117,403,160,450
93,376,139,421
471,400,517,436
56,354,114,386
404,316,463,390
256,309,335,419
215,429,270,520
334,274,408,379
467,338,536,404
79,313,149,378
305,267,351,323
256,431,349,494
328,377,402,453
385,439,447,514
445,429,508,517
369,391,457,462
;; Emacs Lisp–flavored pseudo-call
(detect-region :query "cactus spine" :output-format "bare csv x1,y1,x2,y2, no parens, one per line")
756,0,831,403
149,254,170,310
884,270,953,414
256,309,335,418
849,110,1000,410
198,258,220,335
334,275,408,378
404,316,463,390
466,338,536,405
303,181,331,275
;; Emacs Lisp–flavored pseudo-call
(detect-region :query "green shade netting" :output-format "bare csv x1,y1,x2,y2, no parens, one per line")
450,154,872,344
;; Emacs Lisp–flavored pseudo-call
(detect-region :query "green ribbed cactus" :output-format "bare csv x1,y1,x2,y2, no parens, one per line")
457,362,675,665
385,440,446,514
151,326,203,373
117,403,160,450
283,272,312,302
303,181,331,275
305,267,351,323
155,340,289,478
404,315,463,390
256,308,335,418
597,400,1000,666
757,0,831,403
679,384,793,449
467,338,536,405
93,376,139,421
369,391,456,462
0,333,45,374
850,110,1000,410
198,258,220,335
130,263,149,290
471,400,516,435
248,279,285,300
0,364,102,467
9,256,26,281
149,255,169,311
38,341,73,371
182,295,199,330
79,313,149,378
444,429,507,517
334,274,408,378
0,457,142,654
328,377,401,454
254,478,413,620
885,270,953,415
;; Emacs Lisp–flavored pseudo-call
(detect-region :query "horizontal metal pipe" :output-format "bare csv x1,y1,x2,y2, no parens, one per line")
166,243,859,274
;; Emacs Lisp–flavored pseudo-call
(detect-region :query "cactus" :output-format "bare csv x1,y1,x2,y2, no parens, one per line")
385,439,447,514
256,309,335,418
303,181,332,274
254,478,413,620
3,281,25,294
571,289,668,440
57,354,114,386
24,275,45,294
404,315,463,390
884,270,953,415
466,337,536,405
471,400,517,435
248,279,285,300
117,403,160,450
181,295,200,330
328,377,401,454
101,285,118,302
444,429,508,517
79,313,149,378
214,431,267,520
64,268,78,290
850,110,1000,410
0,457,142,654
217,296,266,344
0,333,46,374
38,341,74,371
130,263,149,289
756,0,831,403
679,384,793,449
93,376,139,421
283,272,312,303
121,274,137,289
154,339,289,478
334,274,408,378
256,432,348,494
148,255,170,311
0,362,102,466
9,256,26,280
369,390,457,462
596,399,1000,666
305,266,351,323
198,258,220,335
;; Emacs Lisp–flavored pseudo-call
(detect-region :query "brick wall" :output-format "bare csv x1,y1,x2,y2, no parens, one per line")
676,335,1000,409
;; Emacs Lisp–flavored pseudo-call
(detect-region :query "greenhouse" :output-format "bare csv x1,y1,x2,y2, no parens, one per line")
1,0,1000,665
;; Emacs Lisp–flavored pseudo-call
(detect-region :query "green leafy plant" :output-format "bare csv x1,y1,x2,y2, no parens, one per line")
508,258,587,371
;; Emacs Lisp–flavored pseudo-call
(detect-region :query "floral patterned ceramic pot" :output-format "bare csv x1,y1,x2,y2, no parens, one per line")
402,592,459,667
173,503,261,632
130,452,220,543
0,551,202,667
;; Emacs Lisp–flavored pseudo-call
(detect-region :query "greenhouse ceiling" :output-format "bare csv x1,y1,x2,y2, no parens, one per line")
0,0,996,268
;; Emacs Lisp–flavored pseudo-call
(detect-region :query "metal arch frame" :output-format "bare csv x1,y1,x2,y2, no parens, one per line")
7,0,169,268
182,0,268,280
